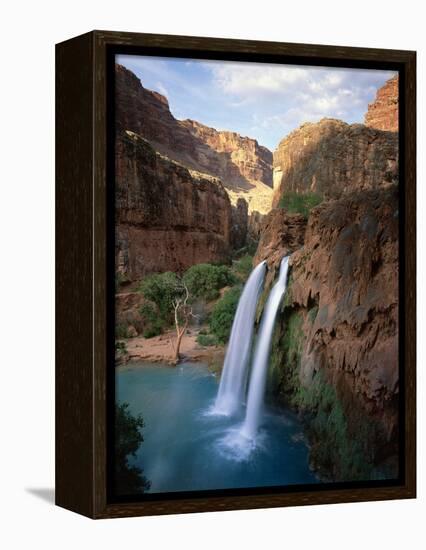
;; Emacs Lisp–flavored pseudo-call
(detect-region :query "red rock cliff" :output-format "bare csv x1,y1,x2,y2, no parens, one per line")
116,131,233,279
262,186,399,481
364,76,398,132
116,64,273,214
272,118,398,206
181,119,272,186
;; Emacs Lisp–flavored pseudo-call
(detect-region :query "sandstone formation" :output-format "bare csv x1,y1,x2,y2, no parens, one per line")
181,119,272,186
365,75,399,132
272,118,398,207
116,64,273,214
253,209,307,268
116,291,146,336
263,186,399,481
116,131,233,279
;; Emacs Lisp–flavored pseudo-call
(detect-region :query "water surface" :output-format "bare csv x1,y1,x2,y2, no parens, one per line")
117,361,317,494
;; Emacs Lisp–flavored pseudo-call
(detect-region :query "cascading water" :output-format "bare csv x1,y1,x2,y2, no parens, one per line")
212,260,267,416
240,256,290,440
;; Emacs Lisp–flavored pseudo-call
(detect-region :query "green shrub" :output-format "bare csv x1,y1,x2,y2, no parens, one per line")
209,285,242,343
196,333,217,346
115,402,150,494
115,340,127,354
138,272,180,319
274,310,378,480
115,323,129,339
183,263,235,301
139,302,164,338
232,254,253,281
279,191,323,218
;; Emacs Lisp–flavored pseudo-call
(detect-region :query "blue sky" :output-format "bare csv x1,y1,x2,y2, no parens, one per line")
117,54,397,151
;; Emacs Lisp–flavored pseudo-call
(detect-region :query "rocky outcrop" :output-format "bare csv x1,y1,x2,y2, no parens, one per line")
266,186,399,481
230,198,248,250
247,211,264,240
272,118,398,206
116,291,146,337
181,119,273,186
254,209,307,268
116,131,233,279
365,76,398,132
116,64,273,214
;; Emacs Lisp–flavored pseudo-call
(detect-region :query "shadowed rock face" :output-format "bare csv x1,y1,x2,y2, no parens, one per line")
116,64,273,214
365,75,399,132
272,118,398,206
254,209,307,268
116,131,233,279
230,198,249,250
267,186,399,481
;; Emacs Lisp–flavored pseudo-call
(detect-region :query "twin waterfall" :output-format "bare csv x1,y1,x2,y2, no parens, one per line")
214,260,267,416
213,256,290,447
241,257,290,439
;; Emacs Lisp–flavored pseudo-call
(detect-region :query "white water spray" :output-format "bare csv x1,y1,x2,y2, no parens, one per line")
241,256,290,440
213,260,267,416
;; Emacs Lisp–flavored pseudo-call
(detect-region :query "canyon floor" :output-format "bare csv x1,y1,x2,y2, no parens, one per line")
120,327,225,369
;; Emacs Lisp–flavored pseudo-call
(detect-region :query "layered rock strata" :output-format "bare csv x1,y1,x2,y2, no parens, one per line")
365,76,399,132
261,186,399,481
116,64,273,214
116,131,234,279
272,118,398,206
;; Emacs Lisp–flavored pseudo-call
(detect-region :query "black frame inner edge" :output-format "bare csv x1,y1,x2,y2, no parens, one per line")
105,43,406,504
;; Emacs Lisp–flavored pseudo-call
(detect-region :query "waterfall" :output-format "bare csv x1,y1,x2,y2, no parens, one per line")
213,260,267,416
241,256,290,440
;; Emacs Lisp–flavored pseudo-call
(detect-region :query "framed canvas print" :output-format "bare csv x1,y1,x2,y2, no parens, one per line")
56,31,416,519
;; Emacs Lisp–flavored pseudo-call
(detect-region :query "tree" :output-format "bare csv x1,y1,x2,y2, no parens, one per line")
115,402,150,495
139,272,196,363
139,271,181,320
171,280,196,363
182,263,235,301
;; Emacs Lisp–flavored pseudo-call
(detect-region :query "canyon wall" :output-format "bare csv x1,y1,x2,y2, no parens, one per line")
256,102,400,481
116,64,273,214
181,119,272,187
257,186,399,481
272,118,398,206
364,75,399,132
116,131,234,279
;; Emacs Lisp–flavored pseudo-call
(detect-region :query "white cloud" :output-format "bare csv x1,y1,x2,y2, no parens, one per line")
156,81,169,98
117,55,397,150
204,62,396,147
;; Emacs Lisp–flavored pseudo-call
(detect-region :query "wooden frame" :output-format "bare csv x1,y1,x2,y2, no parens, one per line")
56,30,416,519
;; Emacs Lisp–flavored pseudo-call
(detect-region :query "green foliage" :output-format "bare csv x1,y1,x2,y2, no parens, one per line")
115,323,129,339
232,254,254,281
138,271,181,320
233,239,258,259
209,285,242,344
115,402,150,494
282,312,305,403
279,191,323,218
183,263,235,301
139,302,164,338
271,309,379,481
196,333,218,347
299,371,374,480
115,340,127,354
